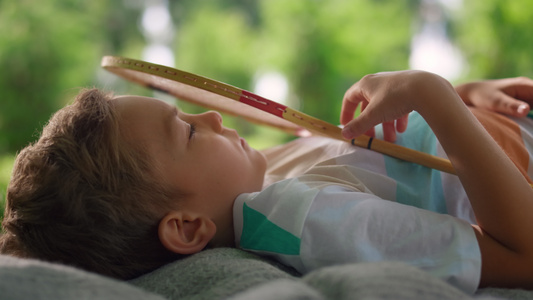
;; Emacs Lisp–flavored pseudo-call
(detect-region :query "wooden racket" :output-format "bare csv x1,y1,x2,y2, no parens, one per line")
101,56,455,174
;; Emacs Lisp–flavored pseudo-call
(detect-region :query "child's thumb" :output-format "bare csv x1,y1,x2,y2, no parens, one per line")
341,125,357,139
341,117,370,140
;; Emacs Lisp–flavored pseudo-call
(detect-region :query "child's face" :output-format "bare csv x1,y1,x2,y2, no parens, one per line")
114,95,266,237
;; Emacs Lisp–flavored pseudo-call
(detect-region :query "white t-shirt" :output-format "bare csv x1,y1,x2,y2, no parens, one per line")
233,110,533,295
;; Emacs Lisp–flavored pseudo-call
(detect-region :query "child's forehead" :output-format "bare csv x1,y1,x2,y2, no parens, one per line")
112,95,174,117
113,95,166,105
112,95,180,152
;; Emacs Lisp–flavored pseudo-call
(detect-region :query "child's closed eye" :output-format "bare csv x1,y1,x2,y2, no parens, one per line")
188,123,196,140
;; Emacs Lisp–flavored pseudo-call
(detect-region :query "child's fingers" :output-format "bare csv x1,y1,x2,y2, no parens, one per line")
340,99,360,125
492,93,530,117
381,116,409,143
365,127,376,139
502,76,533,101
514,102,530,117
341,110,375,139
341,84,368,125
396,115,409,133
341,119,364,139
376,117,409,143
382,121,397,142
341,78,380,126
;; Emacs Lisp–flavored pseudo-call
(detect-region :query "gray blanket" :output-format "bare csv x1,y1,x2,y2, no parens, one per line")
1,248,532,300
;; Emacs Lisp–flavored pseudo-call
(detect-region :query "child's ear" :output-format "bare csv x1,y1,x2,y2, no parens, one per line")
158,211,216,255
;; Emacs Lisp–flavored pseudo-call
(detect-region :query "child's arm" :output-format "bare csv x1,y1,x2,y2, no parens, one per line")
340,70,533,289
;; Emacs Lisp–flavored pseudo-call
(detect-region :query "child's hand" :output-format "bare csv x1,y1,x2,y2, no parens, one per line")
340,70,447,142
455,77,533,117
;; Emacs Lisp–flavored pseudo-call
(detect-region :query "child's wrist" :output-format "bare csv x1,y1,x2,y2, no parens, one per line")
412,72,462,117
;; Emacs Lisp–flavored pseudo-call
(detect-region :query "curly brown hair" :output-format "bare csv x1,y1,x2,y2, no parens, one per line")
0,89,186,279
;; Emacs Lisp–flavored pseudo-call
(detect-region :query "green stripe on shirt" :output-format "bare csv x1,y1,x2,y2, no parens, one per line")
240,203,301,255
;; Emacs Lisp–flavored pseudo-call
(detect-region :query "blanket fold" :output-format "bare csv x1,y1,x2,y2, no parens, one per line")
1,249,532,300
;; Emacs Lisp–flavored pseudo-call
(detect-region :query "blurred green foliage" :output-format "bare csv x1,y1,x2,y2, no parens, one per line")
0,0,144,154
1,0,533,217
452,0,533,80
173,0,416,125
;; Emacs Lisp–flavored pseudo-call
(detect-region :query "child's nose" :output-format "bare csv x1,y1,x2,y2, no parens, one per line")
200,111,223,131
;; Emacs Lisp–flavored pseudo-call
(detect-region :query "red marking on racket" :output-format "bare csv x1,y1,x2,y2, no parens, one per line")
240,90,286,118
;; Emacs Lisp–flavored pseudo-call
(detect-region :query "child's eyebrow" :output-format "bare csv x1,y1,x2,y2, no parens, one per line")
162,106,178,139
165,106,188,145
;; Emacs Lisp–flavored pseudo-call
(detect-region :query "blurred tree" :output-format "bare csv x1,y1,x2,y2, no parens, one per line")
172,3,256,92
172,0,416,126
258,0,416,124
451,0,533,80
0,0,144,154
2,0,533,154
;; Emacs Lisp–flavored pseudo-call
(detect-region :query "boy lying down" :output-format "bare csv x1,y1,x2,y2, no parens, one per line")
2,70,533,294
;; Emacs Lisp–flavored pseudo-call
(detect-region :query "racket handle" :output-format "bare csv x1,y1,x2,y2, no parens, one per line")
283,106,456,174
352,136,533,189
350,135,456,174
